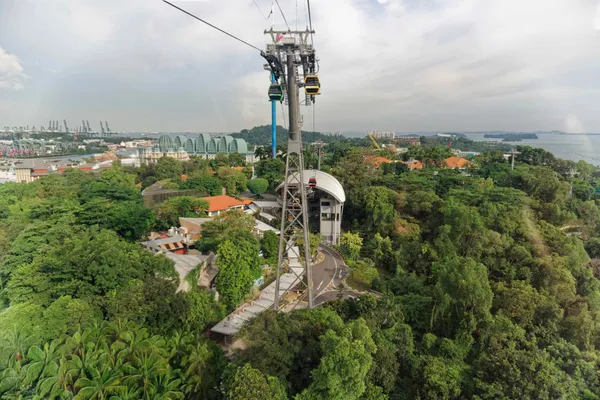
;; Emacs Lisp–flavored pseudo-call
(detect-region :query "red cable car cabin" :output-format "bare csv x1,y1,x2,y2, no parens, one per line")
308,177,317,189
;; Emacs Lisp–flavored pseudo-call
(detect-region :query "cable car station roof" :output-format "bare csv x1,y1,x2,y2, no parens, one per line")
276,169,345,203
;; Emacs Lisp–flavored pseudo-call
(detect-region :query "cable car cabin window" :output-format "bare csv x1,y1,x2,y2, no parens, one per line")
269,86,282,94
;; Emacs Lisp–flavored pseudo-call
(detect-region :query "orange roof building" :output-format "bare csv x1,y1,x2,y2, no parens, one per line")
402,159,423,170
365,156,393,168
444,156,473,169
200,195,250,217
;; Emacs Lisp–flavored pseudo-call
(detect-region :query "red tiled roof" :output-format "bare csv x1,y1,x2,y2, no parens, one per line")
402,160,423,170
444,156,472,169
200,195,248,212
365,156,393,168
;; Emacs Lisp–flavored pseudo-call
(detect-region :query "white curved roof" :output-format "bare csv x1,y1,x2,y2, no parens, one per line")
277,169,345,203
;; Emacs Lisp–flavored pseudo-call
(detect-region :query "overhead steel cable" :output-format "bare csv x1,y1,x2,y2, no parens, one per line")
274,0,291,31
163,0,262,52
307,0,314,44
252,0,270,23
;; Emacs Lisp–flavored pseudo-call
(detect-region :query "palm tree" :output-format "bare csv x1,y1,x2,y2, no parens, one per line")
0,329,37,370
74,368,124,400
146,369,183,400
180,342,213,397
108,385,142,400
121,353,168,399
23,339,64,387
35,358,74,400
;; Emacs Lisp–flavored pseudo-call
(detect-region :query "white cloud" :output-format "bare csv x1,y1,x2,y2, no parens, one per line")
2,0,600,131
0,47,28,90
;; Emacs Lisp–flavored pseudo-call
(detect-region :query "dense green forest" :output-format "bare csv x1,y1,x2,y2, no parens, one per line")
231,125,336,146
2,139,600,399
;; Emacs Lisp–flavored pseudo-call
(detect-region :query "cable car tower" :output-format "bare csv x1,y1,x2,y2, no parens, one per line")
263,27,319,309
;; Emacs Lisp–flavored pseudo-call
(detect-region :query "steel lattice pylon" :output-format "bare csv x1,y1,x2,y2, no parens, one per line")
272,49,315,310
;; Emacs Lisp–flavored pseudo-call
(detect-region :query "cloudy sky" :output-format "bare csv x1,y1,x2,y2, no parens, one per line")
1,0,600,133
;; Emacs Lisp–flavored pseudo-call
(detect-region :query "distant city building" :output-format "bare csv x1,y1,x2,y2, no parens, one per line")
395,137,421,147
137,134,255,165
11,159,113,183
369,130,395,139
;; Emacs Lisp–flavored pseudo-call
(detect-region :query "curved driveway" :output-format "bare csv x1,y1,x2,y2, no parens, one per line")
312,245,352,305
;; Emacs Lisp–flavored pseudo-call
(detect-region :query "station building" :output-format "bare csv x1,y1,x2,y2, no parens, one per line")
276,169,345,245
138,134,255,164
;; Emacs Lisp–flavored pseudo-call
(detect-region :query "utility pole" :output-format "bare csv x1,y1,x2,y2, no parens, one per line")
269,29,317,310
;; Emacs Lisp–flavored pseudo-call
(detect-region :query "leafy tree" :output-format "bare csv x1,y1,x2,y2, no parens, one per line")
228,152,246,167
349,258,379,286
154,157,183,180
223,363,287,400
363,233,396,272
432,257,493,334
153,196,209,230
296,232,322,258
297,318,376,400
363,186,397,236
261,230,279,264
239,308,345,395
248,178,269,197
5,226,177,306
196,210,256,252
181,173,223,196
216,230,261,308
255,158,285,189
585,237,600,259
218,167,248,196
339,232,363,261
405,146,452,167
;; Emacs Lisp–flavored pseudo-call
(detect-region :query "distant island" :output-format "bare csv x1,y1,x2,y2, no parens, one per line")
484,133,538,141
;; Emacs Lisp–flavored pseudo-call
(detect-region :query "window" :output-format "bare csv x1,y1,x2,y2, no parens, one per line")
321,213,334,221
321,201,331,206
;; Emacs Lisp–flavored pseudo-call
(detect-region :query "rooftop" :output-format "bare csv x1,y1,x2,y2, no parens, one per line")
200,194,249,212
444,156,472,169
365,156,393,168
402,159,423,170
276,170,346,203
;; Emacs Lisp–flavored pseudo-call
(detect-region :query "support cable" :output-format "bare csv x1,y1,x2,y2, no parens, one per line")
280,103,287,130
163,0,262,52
274,0,291,31
252,0,270,23
306,0,314,44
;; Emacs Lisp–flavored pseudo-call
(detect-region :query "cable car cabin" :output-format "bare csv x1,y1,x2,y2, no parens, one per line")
304,75,321,95
268,84,284,102
308,177,317,189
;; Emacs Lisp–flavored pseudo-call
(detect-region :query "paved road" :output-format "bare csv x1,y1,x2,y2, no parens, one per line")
311,245,359,306
312,245,347,297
